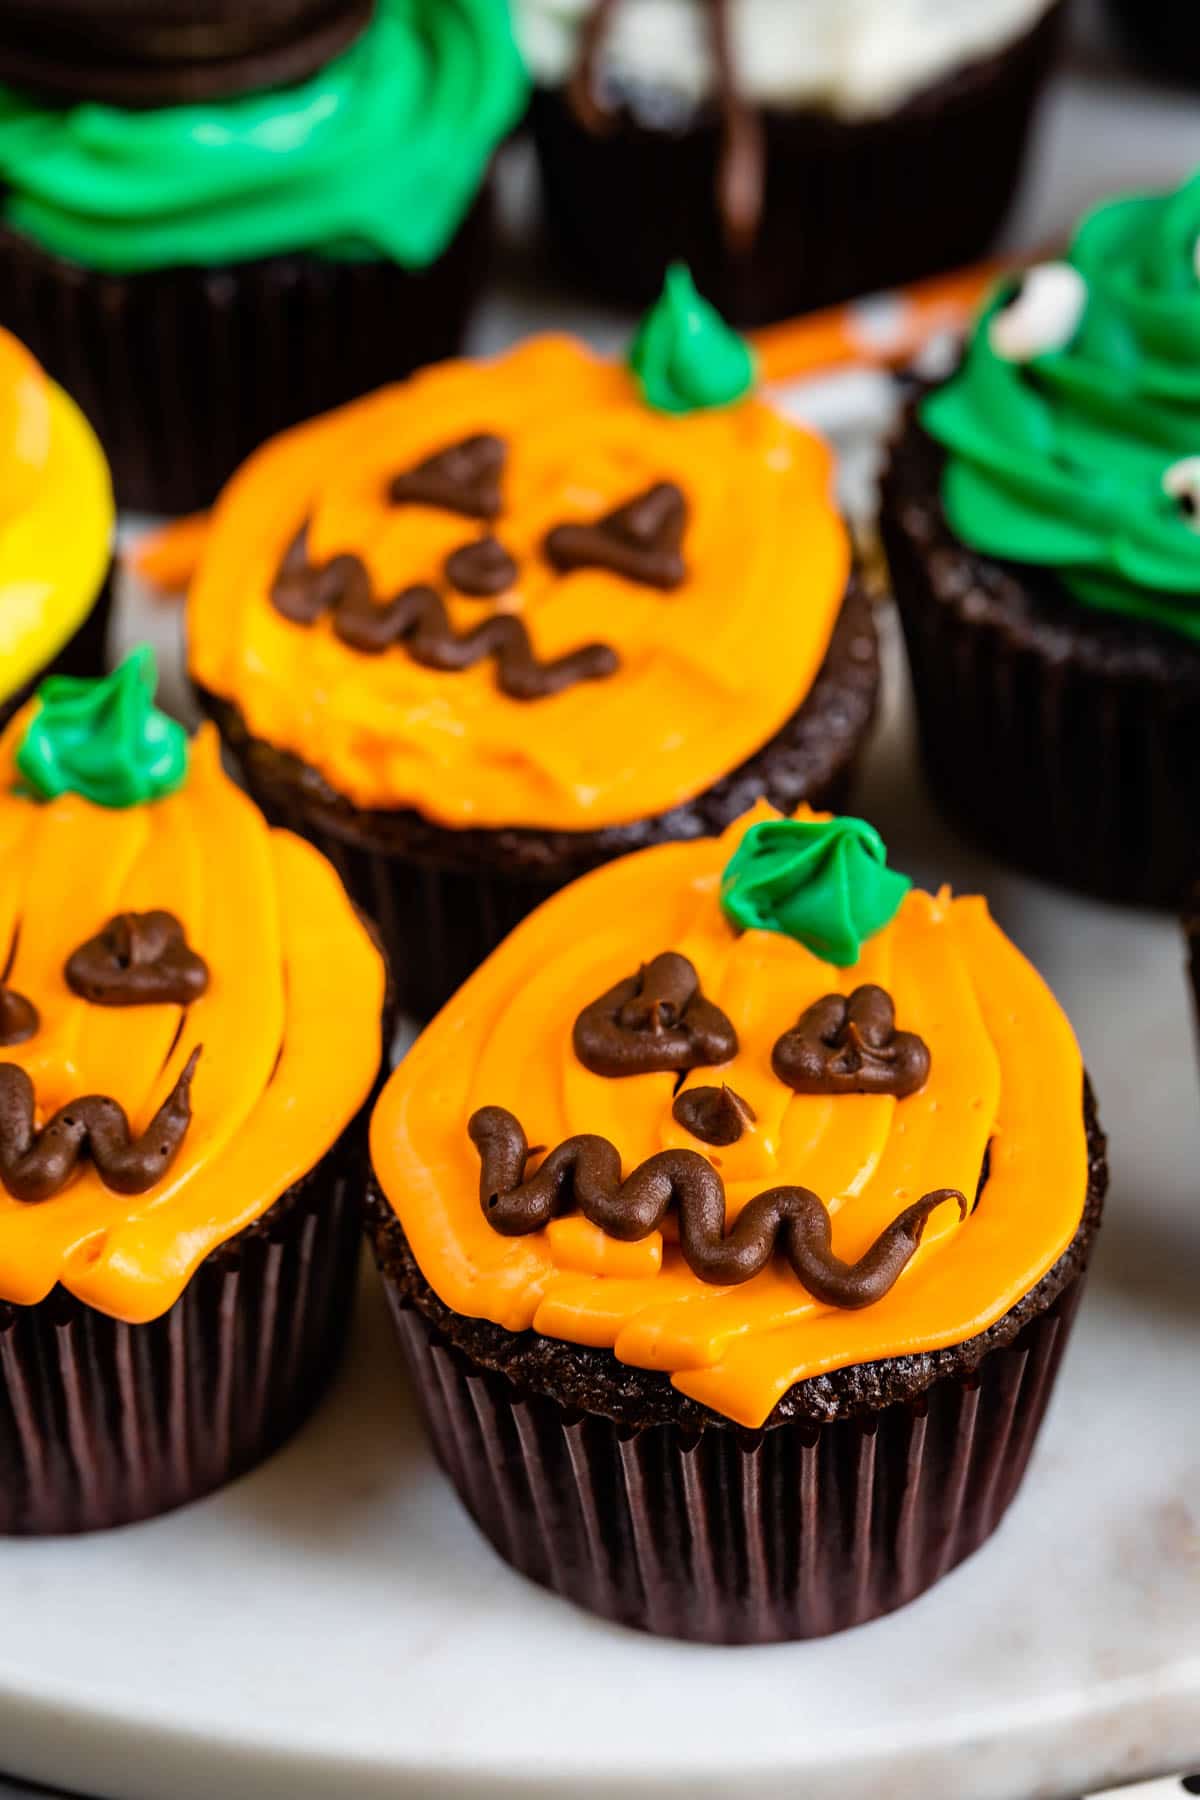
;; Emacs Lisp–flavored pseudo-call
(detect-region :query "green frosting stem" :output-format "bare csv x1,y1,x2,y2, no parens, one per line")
720,817,911,967
16,647,189,808
0,0,528,273
922,170,1200,641
628,265,757,414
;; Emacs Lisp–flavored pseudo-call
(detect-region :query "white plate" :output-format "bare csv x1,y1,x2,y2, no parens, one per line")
3,8,1200,1798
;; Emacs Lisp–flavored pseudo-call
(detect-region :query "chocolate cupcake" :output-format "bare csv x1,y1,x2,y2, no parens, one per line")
0,650,387,1534
0,0,527,513
518,0,1064,326
1103,0,1200,84
0,325,113,733
187,273,880,1018
881,172,1200,907
367,805,1106,1643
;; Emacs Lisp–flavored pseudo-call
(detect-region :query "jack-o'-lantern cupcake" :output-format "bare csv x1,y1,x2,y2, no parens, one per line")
187,271,879,1017
368,806,1105,1643
0,650,387,1534
0,324,113,731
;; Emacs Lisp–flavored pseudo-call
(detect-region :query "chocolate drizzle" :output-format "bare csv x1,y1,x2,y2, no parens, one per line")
672,1083,755,1147
773,986,931,1099
544,483,688,590
568,0,765,252
388,434,506,520
65,912,210,1009
470,1105,966,1301
0,1048,201,1203
573,952,738,1077
445,536,518,598
269,527,619,701
0,986,38,1048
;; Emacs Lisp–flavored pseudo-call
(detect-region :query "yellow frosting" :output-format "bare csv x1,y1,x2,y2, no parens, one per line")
0,330,114,709
371,805,1089,1428
0,713,386,1323
187,336,851,830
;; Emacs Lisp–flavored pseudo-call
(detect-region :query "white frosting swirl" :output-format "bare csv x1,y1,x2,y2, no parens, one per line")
517,0,1056,119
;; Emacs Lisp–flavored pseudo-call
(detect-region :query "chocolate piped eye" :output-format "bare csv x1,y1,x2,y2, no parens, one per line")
544,482,688,590
772,985,930,1099
672,1084,756,1147
573,951,738,1078
65,912,210,1008
0,984,38,1047
1163,457,1200,532
988,264,1086,363
387,433,506,520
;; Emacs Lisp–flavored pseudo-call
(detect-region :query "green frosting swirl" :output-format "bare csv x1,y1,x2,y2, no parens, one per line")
17,648,189,808
628,264,757,414
923,171,1200,641
719,817,911,967
0,0,528,273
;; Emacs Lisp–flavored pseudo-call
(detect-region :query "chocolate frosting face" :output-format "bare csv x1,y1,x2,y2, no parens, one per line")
470,1104,966,1302
0,1049,200,1203
573,951,738,1077
0,0,374,108
65,912,210,1009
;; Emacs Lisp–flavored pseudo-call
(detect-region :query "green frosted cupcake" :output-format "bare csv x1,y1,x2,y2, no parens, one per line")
0,0,528,512
881,168,1200,906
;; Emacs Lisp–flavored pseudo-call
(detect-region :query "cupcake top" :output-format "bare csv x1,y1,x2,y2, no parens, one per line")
0,0,528,274
188,271,852,831
370,804,1088,1428
0,651,386,1323
517,0,1056,118
0,1,374,107
922,169,1200,642
0,327,113,714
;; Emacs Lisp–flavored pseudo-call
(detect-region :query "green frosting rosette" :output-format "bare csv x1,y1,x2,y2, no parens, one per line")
720,817,911,967
629,265,757,415
16,648,189,808
0,0,528,274
922,169,1200,642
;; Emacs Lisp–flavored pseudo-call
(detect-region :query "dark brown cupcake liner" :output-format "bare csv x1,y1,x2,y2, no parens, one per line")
195,576,880,1018
381,1261,1085,1645
0,562,113,734
527,4,1062,327
0,1116,366,1535
881,401,1200,908
0,190,493,515
368,1087,1105,1643
1103,0,1200,83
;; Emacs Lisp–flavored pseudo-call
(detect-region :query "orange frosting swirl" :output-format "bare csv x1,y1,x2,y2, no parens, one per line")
187,337,851,830
0,711,386,1323
371,804,1089,1428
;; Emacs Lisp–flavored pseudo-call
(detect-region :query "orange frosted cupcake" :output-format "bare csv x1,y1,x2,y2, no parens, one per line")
187,272,879,1016
0,652,387,1533
368,806,1105,1641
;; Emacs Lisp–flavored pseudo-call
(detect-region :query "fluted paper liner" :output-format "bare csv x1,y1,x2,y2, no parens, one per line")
0,194,491,515
381,1272,1085,1644
0,1129,363,1535
884,455,1200,907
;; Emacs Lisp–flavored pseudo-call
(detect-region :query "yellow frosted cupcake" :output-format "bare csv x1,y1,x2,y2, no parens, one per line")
0,324,113,730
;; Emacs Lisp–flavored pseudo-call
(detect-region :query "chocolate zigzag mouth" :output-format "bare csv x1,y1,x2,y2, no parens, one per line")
469,1103,966,1305
0,1048,201,1203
